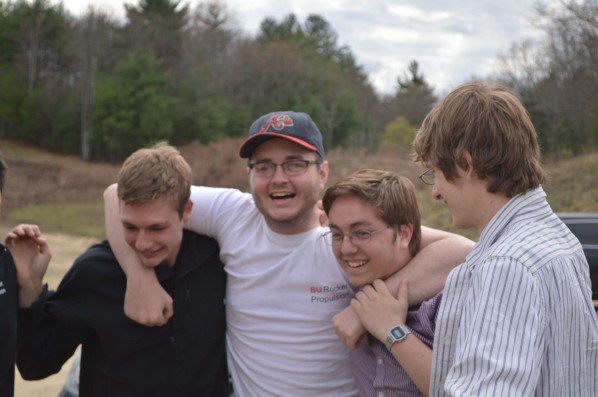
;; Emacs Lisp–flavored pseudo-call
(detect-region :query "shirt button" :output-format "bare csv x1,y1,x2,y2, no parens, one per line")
378,392,385,397
377,358,383,365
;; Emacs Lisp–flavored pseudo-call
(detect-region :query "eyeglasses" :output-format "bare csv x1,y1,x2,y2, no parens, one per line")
418,168,435,185
248,159,321,177
323,226,391,246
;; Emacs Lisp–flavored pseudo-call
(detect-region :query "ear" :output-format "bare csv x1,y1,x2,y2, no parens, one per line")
318,160,329,189
397,223,414,248
461,152,476,179
182,200,193,224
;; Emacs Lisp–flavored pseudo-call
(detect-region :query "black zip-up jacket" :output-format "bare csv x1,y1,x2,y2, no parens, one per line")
0,244,17,397
16,230,228,397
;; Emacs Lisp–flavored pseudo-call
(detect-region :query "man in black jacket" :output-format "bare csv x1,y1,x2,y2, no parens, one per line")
0,150,20,397
9,143,228,396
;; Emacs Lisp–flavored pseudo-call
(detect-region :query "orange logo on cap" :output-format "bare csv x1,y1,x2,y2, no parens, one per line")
258,114,294,134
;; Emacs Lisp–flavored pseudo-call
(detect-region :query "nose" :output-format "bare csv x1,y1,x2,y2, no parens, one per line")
339,235,358,254
134,230,153,251
271,164,288,182
432,184,442,201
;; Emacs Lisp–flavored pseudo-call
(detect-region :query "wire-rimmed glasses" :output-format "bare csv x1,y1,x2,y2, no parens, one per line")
322,226,391,246
418,168,435,185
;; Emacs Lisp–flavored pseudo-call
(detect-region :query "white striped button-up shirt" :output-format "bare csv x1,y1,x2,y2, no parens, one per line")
430,187,598,396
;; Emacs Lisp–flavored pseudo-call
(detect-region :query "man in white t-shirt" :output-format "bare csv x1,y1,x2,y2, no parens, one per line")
104,111,474,396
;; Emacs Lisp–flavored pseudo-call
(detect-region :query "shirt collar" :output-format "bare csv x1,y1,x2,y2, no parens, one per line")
466,186,550,267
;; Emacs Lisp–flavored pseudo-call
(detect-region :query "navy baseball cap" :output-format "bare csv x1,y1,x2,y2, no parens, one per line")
238,111,325,159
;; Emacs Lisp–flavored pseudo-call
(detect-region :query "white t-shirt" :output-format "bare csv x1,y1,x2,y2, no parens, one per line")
188,186,358,397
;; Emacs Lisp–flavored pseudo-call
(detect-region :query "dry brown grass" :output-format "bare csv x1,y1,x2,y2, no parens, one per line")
2,138,598,239
1,140,120,214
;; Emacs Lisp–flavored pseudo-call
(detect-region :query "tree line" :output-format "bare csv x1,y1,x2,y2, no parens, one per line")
0,0,596,162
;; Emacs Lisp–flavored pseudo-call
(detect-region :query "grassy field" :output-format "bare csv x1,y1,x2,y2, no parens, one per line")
2,138,597,239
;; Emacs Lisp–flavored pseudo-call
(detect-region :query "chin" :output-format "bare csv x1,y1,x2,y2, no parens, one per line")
450,215,461,228
268,209,301,222
140,257,166,268
347,277,360,288
348,275,370,288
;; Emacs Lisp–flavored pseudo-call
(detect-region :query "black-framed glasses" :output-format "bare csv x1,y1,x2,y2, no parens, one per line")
248,159,321,177
418,168,435,185
322,226,391,246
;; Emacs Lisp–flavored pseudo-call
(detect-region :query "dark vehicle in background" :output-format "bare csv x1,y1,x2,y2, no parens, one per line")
557,213,598,301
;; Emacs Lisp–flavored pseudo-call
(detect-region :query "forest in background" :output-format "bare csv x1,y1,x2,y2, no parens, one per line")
0,0,597,162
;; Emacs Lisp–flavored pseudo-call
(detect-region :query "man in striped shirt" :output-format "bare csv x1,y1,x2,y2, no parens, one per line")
410,81,598,396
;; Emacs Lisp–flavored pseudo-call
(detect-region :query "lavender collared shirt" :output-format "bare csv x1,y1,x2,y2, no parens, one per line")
352,292,442,397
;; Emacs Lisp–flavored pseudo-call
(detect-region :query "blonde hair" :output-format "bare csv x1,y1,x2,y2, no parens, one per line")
117,142,192,217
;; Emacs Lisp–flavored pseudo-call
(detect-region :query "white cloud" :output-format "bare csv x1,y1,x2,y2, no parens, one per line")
55,0,549,95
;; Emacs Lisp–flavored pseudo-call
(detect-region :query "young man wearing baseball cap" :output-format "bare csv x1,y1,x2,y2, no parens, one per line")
104,111,474,396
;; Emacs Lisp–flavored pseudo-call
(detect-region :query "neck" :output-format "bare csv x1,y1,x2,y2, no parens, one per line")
266,209,321,235
475,194,510,234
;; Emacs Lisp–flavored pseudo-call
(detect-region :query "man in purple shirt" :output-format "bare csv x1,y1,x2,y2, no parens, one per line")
323,169,450,396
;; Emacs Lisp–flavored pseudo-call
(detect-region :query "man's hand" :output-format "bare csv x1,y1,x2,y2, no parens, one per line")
332,305,367,350
351,279,409,343
5,224,52,307
124,275,173,326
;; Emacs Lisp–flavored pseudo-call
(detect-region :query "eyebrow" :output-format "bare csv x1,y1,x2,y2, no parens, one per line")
329,221,375,230
121,220,170,229
252,154,313,162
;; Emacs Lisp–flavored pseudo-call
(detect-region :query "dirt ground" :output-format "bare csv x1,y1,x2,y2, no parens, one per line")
6,228,99,397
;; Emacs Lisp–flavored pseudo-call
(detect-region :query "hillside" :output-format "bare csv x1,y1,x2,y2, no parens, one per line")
1,139,597,239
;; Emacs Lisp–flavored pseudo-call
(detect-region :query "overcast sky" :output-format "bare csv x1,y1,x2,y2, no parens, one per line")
56,0,550,96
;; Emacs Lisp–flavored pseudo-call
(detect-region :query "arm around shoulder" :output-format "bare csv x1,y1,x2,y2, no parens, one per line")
103,183,173,326
334,227,472,350
386,226,473,305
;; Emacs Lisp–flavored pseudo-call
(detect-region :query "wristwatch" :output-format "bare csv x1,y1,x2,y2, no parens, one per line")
385,325,411,351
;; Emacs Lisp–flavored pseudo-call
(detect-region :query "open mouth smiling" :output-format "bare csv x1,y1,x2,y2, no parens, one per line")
270,192,295,200
346,260,367,269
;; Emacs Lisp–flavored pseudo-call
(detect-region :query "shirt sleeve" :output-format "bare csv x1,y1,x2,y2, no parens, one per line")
443,257,545,396
187,186,253,239
16,285,84,380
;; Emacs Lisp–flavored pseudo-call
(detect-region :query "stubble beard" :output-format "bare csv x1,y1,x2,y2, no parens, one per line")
254,186,321,234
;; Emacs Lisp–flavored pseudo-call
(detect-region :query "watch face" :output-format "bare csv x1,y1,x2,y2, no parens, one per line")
390,327,407,339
